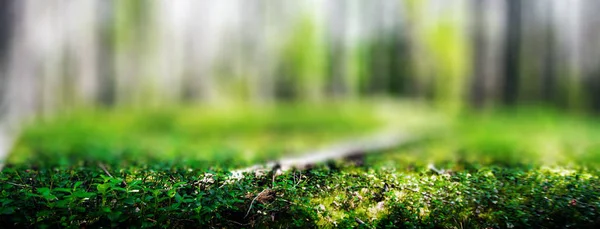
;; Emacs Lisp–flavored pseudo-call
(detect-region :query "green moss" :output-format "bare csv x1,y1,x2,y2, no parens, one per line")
2,104,600,227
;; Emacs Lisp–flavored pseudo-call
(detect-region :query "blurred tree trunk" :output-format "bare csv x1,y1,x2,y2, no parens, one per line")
469,0,486,108
0,0,14,118
0,0,13,65
326,0,347,98
585,2,600,112
503,0,522,105
541,2,557,104
469,0,505,109
3,1,42,122
97,0,116,106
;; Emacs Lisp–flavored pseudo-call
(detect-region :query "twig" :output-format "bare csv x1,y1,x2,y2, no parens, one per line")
355,217,374,229
245,189,269,218
355,217,366,225
98,162,113,177
226,219,251,226
427,163,445,174
98,163,127,186
7,181,29,187
293,170,303,187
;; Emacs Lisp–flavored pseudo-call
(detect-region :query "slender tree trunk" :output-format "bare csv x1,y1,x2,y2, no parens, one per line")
503,0,522,105
470,0,486,108
542,2,556,103
327,0,347,98
0,0,14,117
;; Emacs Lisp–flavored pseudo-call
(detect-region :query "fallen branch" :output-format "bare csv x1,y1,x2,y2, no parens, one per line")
229,131,414,178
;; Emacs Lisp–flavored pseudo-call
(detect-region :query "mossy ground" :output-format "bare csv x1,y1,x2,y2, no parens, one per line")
1,103,599,228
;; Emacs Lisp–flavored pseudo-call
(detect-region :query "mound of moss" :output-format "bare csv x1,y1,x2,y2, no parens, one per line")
1,105,600,228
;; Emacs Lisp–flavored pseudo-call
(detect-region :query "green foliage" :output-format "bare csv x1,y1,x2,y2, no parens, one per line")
2,104,600,227
2,161,598,228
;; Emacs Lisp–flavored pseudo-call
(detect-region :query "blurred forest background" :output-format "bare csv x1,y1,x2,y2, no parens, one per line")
4,2,600,227
1,0,600,127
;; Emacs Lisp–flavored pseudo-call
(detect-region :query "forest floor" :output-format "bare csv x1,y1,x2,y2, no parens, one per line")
1,101,599,228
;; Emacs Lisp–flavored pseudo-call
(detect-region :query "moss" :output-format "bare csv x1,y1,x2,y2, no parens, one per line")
2,104,600,227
